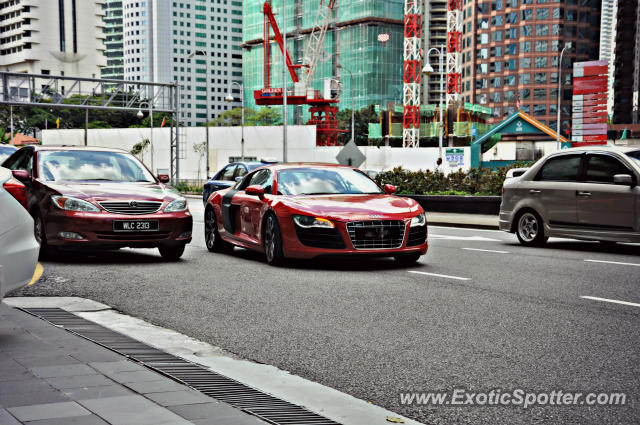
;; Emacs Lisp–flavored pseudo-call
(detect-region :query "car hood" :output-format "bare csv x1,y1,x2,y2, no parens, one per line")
281,194,423,221
45,181,180,202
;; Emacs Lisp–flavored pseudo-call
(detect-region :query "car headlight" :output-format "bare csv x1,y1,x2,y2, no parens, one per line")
292,214,335,229
51,195,100,212
164,198,188,212
410,213,426,227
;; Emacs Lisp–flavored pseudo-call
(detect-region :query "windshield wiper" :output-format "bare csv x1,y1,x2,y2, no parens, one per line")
299,192,335,195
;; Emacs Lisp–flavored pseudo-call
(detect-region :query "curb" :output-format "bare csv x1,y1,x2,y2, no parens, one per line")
428,221,500,231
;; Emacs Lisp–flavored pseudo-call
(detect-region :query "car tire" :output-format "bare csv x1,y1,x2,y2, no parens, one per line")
204,207,233,253
158,244,185,261
394,252,422,265
263,213,284,266
32,209,54,259
516,210,548,246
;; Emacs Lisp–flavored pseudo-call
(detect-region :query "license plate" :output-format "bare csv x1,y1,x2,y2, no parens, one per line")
113,220,159,232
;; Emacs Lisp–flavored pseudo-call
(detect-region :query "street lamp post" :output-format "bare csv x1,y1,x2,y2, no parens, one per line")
225,82,245,161
422,45,445,165
338,65,355,145
137,101,154,173
282,0,288,162
189,50,210,178
557,42,572,151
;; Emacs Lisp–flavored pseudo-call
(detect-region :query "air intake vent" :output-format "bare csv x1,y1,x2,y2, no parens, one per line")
346,220,405,249
98,200,162,215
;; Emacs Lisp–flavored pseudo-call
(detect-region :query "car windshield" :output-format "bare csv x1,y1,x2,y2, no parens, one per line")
277,168,382,196
38,150,155,183
626,150,640,167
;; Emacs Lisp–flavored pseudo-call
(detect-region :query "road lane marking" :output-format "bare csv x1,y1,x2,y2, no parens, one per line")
584,259,640,267
429,235,501,242
27,262,43,286
580,296,640,308
462,247,509,254
408,271,470,281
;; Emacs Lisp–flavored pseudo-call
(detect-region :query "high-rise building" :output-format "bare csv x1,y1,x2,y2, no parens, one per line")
102,0,124,80
422,0,447,106
122,0,243,127
613,0,639,124
242,0,405,122
599,0,616,116
0,0,106,78
460,0,602,133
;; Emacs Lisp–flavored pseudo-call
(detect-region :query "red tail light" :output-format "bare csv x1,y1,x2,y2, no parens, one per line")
3,177,28,209
502,185,505,196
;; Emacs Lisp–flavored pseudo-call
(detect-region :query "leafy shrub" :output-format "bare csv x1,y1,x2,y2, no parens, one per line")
375,162,534,196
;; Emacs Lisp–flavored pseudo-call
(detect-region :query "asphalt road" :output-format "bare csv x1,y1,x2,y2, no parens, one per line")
11,199,640,425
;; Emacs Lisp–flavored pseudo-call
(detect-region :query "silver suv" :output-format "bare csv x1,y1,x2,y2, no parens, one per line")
500,146,640,246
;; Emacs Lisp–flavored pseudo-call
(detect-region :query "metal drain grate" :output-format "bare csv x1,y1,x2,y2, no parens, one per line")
21,307,341,425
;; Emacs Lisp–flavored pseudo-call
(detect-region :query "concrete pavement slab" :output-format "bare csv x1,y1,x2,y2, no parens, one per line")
44,374,114,390
168,402,267,424
7,401,91,422
78,394,193,425
99,369,166,384
31,364,96,379
124,378,197,394
0,378,70,407
0,408,21,425
144,389,214,407
89,360,149,374
23,415,110,425
60,384,135,401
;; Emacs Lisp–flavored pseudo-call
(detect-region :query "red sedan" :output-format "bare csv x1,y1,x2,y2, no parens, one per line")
2,146,192,260
204,163,428,265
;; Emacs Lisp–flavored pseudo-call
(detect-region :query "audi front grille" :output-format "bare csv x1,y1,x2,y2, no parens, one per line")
346,220,406,249
98,201,163,215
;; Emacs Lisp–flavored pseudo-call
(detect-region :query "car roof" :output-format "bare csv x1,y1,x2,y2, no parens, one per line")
556,145,640,154
256,162,355,171
29,145,129,153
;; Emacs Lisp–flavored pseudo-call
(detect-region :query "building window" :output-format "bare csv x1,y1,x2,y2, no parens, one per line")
534,104,546,116
535,41,548,52
519,73,531,84
534,88,547,99
536,25,548,36
519,89,531,100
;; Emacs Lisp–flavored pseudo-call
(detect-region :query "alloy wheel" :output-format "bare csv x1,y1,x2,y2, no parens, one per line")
205,209,216,249
264,216,275,262
518,212,539,243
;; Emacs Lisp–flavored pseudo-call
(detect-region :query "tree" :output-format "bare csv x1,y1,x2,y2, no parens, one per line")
193,141,207,185
337,105,379,145
130,138,150,166
208,107,282,127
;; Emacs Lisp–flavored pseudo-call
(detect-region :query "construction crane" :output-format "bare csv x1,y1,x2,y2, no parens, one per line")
254,0,345,146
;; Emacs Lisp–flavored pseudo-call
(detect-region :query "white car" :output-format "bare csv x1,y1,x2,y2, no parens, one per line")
0,167,39,298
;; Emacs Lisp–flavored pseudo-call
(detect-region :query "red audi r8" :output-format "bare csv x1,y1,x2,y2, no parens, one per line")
204,163,428,265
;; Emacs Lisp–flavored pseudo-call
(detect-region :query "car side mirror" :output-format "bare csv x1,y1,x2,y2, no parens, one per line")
384,184,397,194
157,174,170,183
245,185,265,199
11,170,30,181
613,174,635,186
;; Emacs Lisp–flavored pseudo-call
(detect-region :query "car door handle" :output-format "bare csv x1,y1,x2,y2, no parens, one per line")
529,189,541,194
577,191,592,197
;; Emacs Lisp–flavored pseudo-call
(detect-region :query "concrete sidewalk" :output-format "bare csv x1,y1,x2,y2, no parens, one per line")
0,303,266,425
426,212,499,230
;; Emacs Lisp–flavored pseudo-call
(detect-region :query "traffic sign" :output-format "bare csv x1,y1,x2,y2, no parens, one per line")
336,140,366,168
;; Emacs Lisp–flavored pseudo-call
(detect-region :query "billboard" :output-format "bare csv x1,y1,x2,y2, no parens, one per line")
571,60,608,146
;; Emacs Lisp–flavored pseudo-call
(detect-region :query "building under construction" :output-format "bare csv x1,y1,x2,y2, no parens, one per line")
242,0,406,125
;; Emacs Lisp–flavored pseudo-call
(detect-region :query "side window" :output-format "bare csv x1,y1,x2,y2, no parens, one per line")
220,165,237,181
240,169,272,193
4,150,25,171
585,155,632,184
536,155,582,182
234,165,248,179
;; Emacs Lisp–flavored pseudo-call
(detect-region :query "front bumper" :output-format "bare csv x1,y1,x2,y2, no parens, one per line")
280,217,428,259
45,209,193,249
